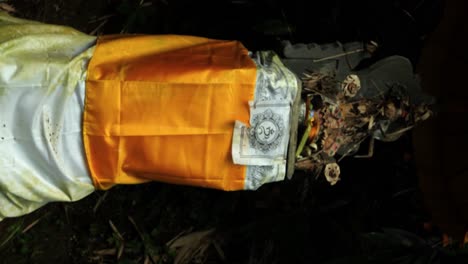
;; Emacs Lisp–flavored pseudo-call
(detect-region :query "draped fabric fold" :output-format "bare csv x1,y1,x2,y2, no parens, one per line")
84,35,257,190
0,12,96,220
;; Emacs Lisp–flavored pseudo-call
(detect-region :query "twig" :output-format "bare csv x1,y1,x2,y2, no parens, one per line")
88,14,116,24
370,79,386,100
401,8,417,24
0,219,23,249
313,48,364,63
338,137,367,162
117,244,124,260
127,216,144,241
109,220,124,241
93,191,109,214
109,220,125,260
89,19,108,36
21,218,42,234
213,240,226,262
128,216,158,264
354,137,375,158
93,248,117,256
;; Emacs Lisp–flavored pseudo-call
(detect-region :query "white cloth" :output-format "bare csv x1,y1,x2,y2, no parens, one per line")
0,13,96,220
0,13,299,220
241,51,299,190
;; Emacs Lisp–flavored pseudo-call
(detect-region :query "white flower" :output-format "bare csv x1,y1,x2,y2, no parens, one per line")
324,163,341,186
342,74,361,97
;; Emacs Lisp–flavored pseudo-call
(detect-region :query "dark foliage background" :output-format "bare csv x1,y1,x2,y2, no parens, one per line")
1,0,467,263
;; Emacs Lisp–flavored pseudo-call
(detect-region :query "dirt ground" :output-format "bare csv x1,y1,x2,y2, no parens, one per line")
0,0,467,263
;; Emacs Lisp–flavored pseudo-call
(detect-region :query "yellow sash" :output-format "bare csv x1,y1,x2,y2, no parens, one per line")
84,35,257,190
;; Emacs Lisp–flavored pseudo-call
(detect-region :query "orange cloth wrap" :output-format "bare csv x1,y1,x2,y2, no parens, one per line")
84,35,257,190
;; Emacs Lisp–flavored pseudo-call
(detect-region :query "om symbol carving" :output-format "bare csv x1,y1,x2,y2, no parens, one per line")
255,120,277,144
249,109,284,153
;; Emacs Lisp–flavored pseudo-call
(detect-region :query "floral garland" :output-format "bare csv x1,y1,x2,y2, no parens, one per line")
295,71,433,186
